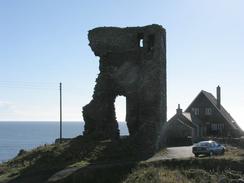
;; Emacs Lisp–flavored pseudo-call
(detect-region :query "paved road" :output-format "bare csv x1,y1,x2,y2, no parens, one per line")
147,146,194,162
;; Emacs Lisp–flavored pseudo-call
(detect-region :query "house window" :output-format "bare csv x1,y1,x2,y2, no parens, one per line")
217,123,224,130
211,123,217,131
192,107,199,115
205,108,212,115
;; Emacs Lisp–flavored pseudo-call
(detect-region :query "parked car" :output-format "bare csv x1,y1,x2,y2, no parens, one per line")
192,140,225,157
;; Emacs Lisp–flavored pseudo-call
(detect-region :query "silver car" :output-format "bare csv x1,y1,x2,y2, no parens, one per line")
192,140,225,157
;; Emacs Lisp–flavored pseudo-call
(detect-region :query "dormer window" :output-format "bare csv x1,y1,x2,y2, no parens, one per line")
205,108,212,115
192,107,199,115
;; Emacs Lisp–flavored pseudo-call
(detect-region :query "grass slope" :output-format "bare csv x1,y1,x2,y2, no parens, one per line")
0,137,244,183
0,136,137,183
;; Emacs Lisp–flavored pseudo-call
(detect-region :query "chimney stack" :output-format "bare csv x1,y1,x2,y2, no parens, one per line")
176,104,182,115
217,85,221,109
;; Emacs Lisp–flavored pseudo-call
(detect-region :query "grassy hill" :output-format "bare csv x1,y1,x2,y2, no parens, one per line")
0,136,244,183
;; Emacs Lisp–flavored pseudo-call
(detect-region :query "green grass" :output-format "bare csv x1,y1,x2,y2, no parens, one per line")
0,139,243,183
0,136,138,183
122,146,244,183
122,166,244,183
123,166,190,183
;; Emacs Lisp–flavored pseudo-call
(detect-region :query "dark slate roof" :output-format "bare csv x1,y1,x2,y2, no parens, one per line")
187,90,242,131
167,112,202,129
185,112,204,126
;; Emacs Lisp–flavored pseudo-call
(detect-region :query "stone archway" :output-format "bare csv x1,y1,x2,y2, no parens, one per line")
114,96,129,136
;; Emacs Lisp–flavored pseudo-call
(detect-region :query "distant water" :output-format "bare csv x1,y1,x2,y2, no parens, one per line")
0,122,128,162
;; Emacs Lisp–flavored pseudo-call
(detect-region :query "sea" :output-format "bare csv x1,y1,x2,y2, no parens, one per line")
0,122,128,163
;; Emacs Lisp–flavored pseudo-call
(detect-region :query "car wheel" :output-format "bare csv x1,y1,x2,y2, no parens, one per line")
194,154,199,157
221,149,225,155
209,151,213,156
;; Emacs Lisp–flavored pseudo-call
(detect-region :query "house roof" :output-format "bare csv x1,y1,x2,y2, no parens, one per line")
181,112,200,128
182,112,192,122
186,90,242,131
184,112,203,126
167,112,201,129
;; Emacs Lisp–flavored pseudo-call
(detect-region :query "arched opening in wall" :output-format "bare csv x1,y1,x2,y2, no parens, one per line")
114,96,129,136
137,33,144,48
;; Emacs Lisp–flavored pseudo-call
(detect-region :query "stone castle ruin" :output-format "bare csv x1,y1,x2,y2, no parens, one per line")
83,24,166,157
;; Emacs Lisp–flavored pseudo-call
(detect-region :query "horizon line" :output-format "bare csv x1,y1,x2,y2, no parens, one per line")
0,121,127,123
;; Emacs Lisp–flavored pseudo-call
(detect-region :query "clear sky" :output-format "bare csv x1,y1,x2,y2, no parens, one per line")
0,0,244,130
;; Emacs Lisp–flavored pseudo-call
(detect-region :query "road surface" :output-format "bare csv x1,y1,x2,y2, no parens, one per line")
147,146,194,162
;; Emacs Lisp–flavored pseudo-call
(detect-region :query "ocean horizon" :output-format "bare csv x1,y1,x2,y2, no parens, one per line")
0,121,129,162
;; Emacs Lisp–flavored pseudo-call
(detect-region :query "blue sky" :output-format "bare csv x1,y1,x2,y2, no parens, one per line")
0,0,244,129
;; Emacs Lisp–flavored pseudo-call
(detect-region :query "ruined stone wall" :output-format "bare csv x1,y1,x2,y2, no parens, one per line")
83,24,166,158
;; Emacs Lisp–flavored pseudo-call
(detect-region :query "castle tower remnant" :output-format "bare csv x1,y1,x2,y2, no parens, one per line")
83,24,167,158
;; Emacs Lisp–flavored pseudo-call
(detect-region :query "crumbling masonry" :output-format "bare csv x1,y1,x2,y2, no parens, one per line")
83,24,166,157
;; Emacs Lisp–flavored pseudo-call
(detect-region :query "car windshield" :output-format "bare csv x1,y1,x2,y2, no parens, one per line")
197,142,210,147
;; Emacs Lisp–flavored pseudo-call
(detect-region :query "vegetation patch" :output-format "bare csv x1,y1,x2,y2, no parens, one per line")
123,166,189,183
0,139,244,183
122,166,244,183
0,136,138,183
